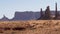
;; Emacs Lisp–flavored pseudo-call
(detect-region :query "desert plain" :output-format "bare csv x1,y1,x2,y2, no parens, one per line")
0,20,60,34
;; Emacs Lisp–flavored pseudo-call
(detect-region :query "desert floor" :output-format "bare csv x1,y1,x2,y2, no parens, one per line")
0,20,60,34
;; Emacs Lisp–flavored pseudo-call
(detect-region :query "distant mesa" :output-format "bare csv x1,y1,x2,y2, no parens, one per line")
12,12,40,20
0,12,40,21
0,2,60,21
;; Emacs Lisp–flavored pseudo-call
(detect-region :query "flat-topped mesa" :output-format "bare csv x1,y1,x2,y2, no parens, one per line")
1,2,60,20
12,12,40,20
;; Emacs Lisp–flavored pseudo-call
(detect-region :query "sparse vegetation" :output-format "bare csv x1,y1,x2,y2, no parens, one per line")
0,20,60,34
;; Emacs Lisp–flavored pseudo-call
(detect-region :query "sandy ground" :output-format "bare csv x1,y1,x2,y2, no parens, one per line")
0,20,60,34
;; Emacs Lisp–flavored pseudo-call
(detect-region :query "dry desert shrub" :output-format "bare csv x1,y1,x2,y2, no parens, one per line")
12,27,26,31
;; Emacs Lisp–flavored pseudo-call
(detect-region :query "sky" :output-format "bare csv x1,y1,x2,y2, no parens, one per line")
0,0,60,19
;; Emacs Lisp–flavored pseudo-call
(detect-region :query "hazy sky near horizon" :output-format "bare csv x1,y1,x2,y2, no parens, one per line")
0,0,59,19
